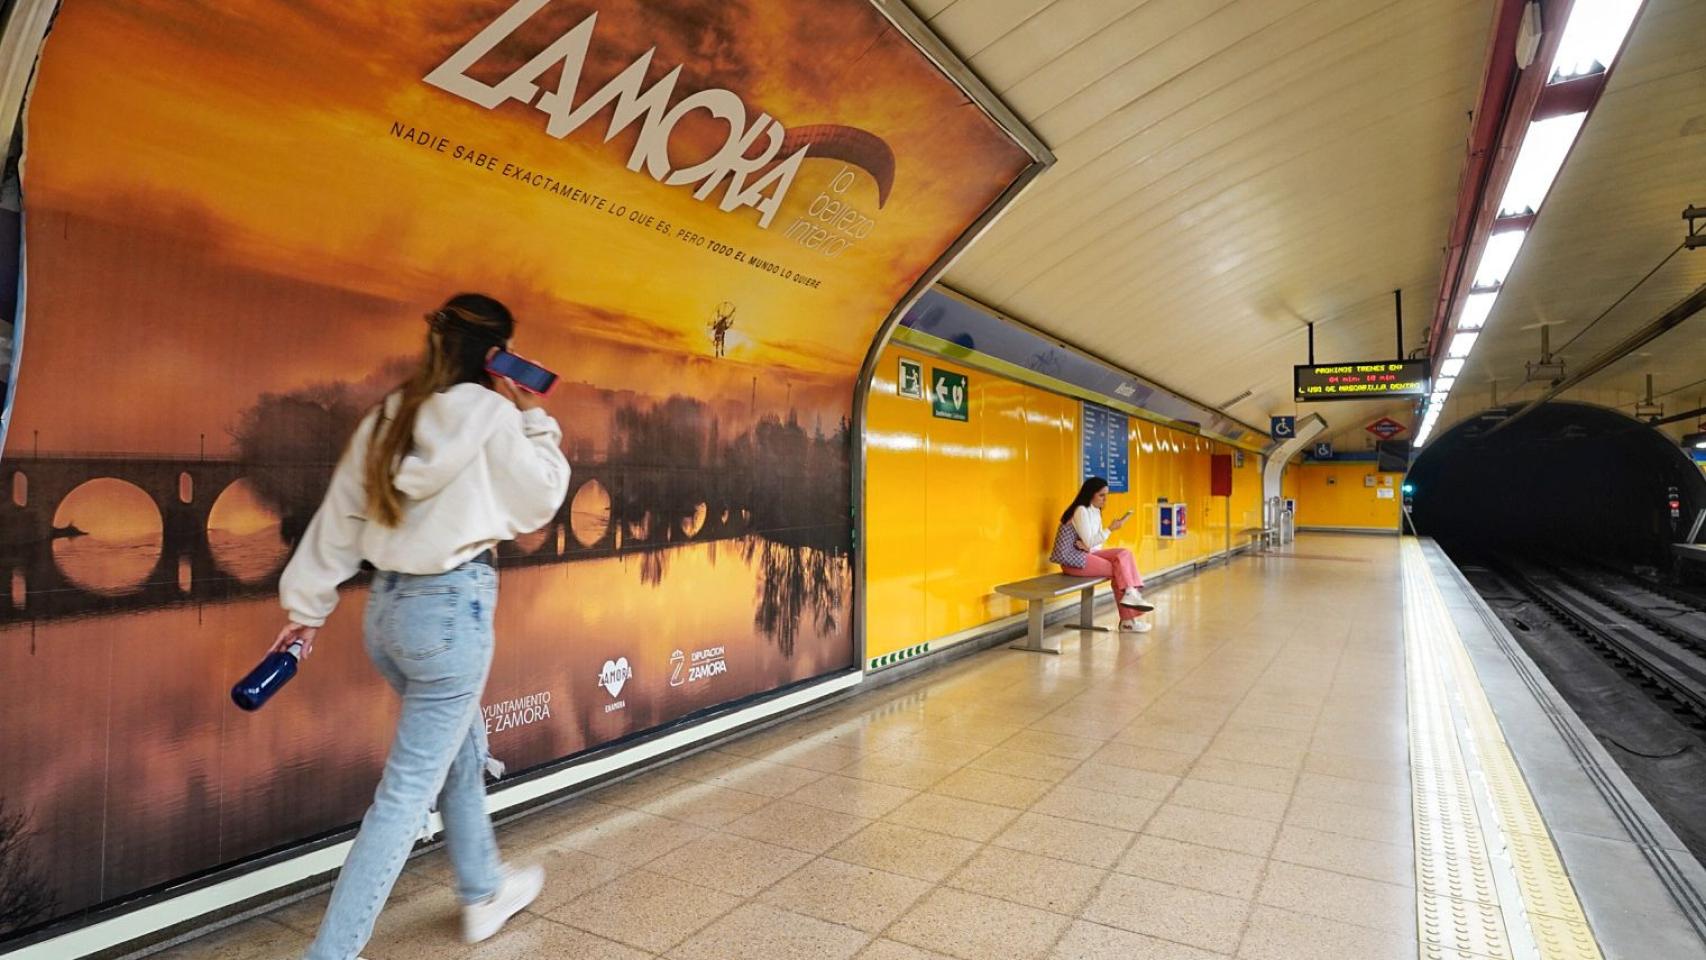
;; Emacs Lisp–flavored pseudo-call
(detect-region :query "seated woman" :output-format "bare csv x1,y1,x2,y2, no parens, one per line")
1051,477,1156,632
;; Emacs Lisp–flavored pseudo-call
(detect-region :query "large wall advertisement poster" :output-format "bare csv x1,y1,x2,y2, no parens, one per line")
0,0,1034,940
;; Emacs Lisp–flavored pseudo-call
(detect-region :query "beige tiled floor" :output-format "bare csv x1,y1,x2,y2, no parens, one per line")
159,535,1416,960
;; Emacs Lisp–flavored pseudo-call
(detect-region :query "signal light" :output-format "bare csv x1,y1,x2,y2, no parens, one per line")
1401,482,1415,496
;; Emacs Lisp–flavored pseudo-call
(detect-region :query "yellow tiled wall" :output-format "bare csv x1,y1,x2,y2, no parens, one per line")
864,345,1263,665
1288,462,1404,530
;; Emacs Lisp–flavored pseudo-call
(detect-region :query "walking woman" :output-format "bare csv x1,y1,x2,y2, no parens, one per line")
1051,477,1156,632
273,293,570,959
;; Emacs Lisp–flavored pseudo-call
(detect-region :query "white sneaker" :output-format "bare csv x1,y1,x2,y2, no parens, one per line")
1120,588,1156,612
1120,619,1152,633
462,863,544,944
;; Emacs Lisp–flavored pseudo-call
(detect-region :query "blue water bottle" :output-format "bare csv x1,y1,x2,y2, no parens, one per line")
231,641,304,711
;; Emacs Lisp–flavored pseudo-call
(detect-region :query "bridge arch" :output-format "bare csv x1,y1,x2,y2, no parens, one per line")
567,477,613,549
51,477,164,596
206,477,291,583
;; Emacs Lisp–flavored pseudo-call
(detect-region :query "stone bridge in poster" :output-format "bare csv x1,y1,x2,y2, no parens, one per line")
0,454,765,621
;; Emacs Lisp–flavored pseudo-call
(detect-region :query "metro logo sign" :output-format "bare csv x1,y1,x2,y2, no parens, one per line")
1366,417,1407,440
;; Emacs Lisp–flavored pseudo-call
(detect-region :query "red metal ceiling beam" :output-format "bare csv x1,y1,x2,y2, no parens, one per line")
1426,0,1580,371
1534,71,1607,120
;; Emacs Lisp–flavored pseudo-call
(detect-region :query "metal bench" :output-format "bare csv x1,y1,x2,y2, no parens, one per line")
1238,526,1276,551
994,573,1110,655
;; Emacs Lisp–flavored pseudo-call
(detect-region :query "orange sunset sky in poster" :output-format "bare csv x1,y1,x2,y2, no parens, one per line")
12,0,1031,459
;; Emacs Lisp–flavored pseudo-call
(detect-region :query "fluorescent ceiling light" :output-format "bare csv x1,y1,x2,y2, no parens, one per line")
1447,331,1480,359
1441,357,1466,378
1435,377,1456,393
1458,292,1498,331
1551,0,1642,81
1498,113,1587,218
1473,230,1527,289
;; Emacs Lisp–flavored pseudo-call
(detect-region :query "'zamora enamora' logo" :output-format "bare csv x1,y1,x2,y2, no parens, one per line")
425,0,896,254
598,657,632,715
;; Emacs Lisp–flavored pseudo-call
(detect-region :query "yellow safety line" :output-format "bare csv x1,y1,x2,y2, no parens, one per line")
1403,538,1603,960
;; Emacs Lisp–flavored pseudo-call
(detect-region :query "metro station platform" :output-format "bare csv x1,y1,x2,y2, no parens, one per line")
156,535,1706,960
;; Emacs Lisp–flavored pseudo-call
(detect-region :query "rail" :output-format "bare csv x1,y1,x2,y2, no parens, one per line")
1496,558,1706,723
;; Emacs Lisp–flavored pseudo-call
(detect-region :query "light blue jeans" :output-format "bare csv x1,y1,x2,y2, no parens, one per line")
305,561,503,960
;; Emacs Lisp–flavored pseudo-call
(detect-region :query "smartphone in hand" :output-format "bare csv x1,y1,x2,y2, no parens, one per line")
487,350,559,395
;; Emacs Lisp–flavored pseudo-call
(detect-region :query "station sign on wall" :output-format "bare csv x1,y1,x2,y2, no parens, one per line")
1081,401,1129,492
1294,360,1429,401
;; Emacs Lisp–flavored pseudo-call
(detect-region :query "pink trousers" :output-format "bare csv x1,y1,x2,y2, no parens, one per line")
1063,548,1147,620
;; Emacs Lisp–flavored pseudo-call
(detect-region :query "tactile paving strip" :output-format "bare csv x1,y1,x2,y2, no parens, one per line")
1419,893,1512,959
1405,547,1515,960
1404,538,1606,960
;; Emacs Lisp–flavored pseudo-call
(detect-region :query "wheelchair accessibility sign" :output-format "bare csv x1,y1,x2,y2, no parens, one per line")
1270,416,1296,440
932,369,968,421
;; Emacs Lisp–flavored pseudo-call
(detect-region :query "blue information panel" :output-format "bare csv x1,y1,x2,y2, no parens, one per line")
1082,401,1130,493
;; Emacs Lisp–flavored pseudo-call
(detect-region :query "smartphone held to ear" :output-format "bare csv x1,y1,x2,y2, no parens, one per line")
487,350,559,395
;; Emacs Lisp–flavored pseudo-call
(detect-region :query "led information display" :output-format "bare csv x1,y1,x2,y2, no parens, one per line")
1294,360,1429,402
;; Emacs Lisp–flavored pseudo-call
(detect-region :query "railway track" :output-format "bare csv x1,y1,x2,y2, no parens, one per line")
1456,550,1706,866
1491,557,1706,726
1551,564,1706,657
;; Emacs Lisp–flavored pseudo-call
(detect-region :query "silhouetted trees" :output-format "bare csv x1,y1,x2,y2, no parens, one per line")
611,396,713,544
723,412,850,543
0,801,50,935
604,398,851,650
227,360,409,542
748,537,846,655
604,398,851,550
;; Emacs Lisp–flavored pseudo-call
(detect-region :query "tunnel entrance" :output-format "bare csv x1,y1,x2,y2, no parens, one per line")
1409,401,1706,571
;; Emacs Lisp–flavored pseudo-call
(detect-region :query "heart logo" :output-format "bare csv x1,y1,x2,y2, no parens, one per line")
598,658,631,698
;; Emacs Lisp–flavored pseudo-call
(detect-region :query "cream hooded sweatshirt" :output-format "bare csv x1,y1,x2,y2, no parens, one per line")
279,383,571,627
